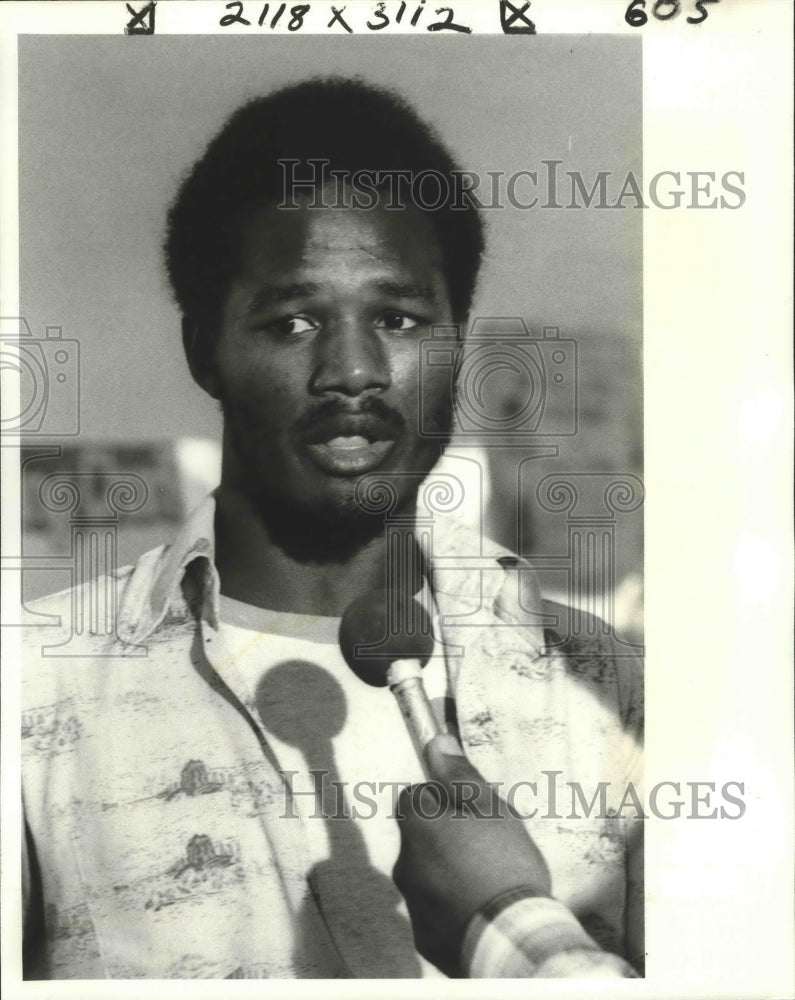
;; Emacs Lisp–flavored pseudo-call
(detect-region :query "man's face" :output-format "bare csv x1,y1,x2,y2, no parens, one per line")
209,192,456,562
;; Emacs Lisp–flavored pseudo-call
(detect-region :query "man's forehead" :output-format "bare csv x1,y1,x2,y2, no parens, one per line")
242,197,442,258
228,193,449,311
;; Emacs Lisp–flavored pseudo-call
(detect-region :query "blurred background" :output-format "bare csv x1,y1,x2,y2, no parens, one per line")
14,34,643,640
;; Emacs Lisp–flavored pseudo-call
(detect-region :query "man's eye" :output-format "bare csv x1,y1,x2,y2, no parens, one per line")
266,316,318,337
376,312,420,332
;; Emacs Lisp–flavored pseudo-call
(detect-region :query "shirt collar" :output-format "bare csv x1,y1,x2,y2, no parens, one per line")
125,494,546,654
123,494,218,644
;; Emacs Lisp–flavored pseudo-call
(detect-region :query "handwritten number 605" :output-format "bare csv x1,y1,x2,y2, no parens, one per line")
625,0,718,26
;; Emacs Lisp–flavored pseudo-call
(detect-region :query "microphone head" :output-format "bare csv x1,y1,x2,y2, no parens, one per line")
338,588,434,687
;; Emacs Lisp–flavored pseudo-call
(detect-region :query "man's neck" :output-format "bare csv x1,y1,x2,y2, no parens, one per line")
213,487,408,618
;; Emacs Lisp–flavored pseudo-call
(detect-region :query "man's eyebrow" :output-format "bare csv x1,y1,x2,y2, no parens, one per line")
245,283,321,313
374,281,438,302
244,280,438,313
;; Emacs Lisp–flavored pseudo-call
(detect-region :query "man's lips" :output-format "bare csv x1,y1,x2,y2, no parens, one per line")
301,413,397,446
299,413,399,476
304,437,396,475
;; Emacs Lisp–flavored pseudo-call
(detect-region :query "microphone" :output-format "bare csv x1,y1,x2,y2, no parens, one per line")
339,589,442,776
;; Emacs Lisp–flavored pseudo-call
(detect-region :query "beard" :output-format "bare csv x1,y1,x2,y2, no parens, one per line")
219,392,454,565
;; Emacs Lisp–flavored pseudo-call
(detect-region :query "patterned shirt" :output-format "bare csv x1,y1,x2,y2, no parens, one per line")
22,496,644,978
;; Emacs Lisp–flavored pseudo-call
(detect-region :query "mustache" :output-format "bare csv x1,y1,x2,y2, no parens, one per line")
293,396,406,445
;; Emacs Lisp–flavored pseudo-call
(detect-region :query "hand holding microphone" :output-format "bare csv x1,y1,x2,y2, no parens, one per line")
338,590,634,980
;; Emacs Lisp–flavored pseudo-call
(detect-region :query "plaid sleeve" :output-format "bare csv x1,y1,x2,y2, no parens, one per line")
460,890,639,978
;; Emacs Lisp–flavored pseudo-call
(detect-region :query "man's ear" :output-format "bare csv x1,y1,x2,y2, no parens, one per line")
182,317,220,399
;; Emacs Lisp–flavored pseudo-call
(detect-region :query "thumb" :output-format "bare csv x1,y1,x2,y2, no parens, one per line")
424,733,482,785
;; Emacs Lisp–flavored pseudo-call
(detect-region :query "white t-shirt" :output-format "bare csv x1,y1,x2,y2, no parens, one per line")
215,590,451,978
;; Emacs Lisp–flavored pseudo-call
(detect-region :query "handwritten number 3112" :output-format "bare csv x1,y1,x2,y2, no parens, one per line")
625,0,720,26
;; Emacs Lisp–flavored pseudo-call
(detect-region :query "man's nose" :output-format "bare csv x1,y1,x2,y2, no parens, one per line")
310,320,391,398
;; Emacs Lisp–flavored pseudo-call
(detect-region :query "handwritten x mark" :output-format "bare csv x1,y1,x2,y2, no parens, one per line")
125,1,156,35
500,0,536,34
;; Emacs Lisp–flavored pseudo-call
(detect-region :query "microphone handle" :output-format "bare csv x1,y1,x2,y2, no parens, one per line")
387,659,444,778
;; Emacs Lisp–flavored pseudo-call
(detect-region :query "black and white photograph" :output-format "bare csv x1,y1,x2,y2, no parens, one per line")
0,1,791,996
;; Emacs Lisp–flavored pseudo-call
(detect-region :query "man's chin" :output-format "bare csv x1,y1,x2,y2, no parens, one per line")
248,489,392,565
